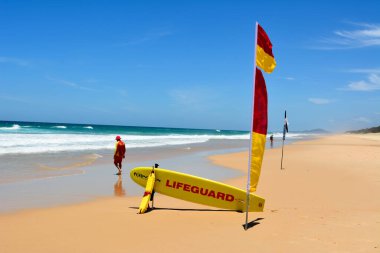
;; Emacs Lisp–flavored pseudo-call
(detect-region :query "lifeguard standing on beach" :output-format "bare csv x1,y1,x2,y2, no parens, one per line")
114,136,126,175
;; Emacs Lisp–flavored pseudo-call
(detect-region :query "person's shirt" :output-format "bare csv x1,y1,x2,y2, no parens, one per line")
114,140,126,157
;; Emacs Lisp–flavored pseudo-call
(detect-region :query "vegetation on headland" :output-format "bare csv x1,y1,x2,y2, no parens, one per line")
347,125,380,134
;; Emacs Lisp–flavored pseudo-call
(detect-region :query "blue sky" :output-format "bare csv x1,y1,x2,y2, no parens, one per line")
1,0,379,132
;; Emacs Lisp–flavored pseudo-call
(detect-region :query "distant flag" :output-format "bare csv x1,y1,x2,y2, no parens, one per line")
245,23,276,230
281,110,288,169
256,24,276,73
283,110,289,140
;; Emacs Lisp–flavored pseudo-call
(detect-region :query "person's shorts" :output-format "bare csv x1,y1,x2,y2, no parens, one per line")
114,156,123,164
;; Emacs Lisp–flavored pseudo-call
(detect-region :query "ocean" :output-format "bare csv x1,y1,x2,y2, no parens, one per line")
0,120,319,155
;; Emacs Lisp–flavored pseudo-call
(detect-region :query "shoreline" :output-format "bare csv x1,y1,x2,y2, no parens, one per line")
1,134,379,252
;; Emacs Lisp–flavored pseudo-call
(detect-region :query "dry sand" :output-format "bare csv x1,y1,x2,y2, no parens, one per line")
0,134,379,252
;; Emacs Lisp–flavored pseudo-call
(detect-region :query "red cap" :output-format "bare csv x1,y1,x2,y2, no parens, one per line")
115,136,121,140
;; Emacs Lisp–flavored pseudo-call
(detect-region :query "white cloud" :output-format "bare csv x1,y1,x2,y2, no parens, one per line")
169,89,200,107
348,68,380,74
308,98,332,104
0,56,29,66
0,94,29,103
115,29,172,46
345,73,380,91
316,22,380,49
354,117,372,123
46,76,98,92
168,87,218,111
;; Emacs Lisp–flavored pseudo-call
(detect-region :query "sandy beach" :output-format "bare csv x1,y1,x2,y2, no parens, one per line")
0,134,379,253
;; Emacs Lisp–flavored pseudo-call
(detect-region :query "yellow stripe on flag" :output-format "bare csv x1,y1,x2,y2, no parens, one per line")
256,45,276,74
250,132,266,192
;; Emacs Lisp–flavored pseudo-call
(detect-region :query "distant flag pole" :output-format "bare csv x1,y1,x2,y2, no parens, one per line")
244,22,276,230
280,110,288,170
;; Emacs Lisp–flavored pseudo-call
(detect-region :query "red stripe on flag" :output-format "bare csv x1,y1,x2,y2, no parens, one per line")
257,24,274,58
252,68,268,135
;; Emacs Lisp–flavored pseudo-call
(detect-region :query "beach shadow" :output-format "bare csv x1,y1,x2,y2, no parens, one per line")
132,207,155,214
242,218,264,230
129,207,237,212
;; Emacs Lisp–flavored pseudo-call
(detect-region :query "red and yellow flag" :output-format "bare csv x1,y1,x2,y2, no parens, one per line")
256,24,276,73
249,24,275,193
249,68,268,192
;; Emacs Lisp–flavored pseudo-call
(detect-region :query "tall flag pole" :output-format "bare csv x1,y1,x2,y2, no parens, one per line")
244,23,276,230
281,110,288,170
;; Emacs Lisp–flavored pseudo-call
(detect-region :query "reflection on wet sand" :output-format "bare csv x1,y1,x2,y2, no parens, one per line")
37,154,102,171
114,175,126,197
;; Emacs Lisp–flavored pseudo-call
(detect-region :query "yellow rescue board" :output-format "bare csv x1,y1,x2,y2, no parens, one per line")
130,167,265,212
138,171,155,214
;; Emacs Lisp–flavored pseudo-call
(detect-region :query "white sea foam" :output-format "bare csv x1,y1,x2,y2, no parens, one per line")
52,126,67,129
270,132,321,139
0,131,319,155
0,133,250,155
0,124,21,131
83,126,93,129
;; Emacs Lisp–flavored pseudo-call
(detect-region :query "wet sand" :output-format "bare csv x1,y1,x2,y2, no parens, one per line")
0,134,379,252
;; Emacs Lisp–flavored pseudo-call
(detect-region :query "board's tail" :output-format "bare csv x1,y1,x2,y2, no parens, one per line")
138,172,155,214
